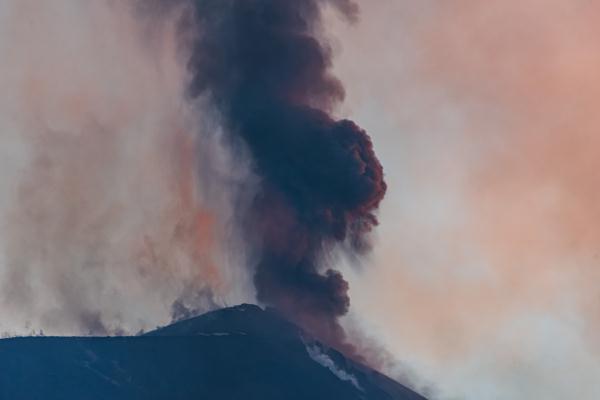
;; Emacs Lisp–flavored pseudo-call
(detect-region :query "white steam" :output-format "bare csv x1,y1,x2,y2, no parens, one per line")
0,0,251,336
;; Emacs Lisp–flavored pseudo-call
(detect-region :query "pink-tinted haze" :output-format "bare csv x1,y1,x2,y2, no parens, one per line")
327,0,600,398
1,1,599,398
0,0,247,336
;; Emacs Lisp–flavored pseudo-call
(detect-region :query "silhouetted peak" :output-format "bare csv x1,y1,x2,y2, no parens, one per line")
146,303,301,342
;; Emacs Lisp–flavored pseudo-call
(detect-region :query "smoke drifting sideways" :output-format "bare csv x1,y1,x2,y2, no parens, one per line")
181,0,386,348
0,1,249,337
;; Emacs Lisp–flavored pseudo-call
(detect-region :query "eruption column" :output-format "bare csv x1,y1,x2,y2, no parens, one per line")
186,0,386,347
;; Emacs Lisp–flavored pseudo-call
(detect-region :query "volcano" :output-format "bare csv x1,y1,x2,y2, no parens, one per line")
0,304,426,399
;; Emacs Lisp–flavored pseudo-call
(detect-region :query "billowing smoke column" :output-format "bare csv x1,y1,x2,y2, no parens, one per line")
186,0,386,346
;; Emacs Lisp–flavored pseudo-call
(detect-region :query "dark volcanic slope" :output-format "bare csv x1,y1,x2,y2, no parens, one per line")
0,304,426,400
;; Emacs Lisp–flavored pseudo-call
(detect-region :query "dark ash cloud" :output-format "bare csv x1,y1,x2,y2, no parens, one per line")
182,0,387,349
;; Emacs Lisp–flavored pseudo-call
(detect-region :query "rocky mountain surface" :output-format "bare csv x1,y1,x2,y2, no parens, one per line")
0,304,427,400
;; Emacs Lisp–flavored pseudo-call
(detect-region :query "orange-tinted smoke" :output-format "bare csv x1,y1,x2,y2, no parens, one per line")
0,0,227,336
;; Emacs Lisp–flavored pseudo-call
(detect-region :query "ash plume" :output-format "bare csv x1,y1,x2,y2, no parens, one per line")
0,0,386,352
183,0,387,347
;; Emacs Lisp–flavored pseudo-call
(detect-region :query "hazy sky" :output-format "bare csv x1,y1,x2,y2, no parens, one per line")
0,1,598,399
329,1,600,398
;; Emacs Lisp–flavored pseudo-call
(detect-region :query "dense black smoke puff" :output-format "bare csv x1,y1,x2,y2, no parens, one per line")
186,0,386,348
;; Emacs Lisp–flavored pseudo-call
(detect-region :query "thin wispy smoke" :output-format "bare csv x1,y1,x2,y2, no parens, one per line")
0,0,243,336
